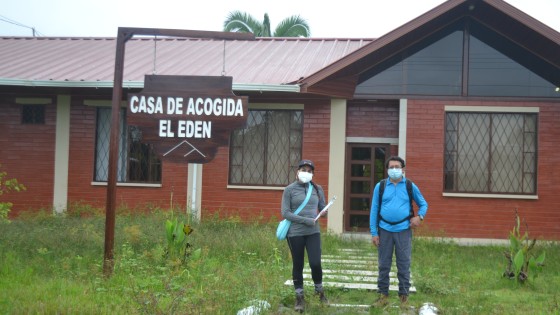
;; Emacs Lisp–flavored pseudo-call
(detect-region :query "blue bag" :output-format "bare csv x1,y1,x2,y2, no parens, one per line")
276,183,312,240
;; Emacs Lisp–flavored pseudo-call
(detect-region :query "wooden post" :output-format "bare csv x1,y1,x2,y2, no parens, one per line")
103,27,254,277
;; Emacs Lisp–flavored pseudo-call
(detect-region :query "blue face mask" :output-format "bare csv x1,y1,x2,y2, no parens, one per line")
388,168,403,180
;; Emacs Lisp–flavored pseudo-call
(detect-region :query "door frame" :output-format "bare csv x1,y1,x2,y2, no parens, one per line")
343,143,389,232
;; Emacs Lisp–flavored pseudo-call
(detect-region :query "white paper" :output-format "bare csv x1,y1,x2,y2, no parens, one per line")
315,196,336,221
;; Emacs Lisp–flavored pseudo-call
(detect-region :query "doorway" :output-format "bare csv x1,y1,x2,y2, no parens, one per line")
344,144,389,232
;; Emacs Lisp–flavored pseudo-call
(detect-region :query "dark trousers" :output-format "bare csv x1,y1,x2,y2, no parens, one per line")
287,233,323,290
377,227,412,296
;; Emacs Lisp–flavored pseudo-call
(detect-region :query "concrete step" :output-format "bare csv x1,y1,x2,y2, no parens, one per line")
283,279,416,292
285,248,417,293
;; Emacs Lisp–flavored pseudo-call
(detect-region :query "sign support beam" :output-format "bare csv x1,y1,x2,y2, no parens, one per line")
103,27,254,277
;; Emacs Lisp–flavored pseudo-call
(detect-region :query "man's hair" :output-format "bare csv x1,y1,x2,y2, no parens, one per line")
385,156,406,168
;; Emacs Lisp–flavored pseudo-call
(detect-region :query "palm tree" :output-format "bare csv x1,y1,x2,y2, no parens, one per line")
223,11,310,37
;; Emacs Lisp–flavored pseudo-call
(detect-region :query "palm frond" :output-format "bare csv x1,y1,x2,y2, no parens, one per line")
223,11,263,35
273,15,310,37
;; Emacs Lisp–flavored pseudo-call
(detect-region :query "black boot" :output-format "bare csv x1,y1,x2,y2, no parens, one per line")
294,293,305,312
317,290,329,305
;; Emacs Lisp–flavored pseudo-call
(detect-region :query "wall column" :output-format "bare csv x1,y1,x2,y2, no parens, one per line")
398,98,408,159
53,95,71,214
187,163,202,221
327,99,347,234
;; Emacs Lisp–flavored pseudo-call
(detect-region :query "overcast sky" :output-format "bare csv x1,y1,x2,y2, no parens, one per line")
1,0,559,38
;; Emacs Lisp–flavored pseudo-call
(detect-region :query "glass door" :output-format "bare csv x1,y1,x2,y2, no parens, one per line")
344,144,388,232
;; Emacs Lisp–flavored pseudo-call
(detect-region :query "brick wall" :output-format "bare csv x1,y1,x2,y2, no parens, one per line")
0,95,190,216
66,98,189,212
0,97,56,214
406,99,560,240
4,93,559,240
346,100,399,138
200,100,331,222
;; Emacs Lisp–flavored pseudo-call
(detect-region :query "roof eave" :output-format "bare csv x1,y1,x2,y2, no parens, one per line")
0,78,300,93
298,0,467,88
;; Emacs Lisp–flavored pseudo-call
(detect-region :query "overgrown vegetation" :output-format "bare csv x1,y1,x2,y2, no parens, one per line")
164,215,201,264
0,165,26,223
503,209,546,283
0,206,558,314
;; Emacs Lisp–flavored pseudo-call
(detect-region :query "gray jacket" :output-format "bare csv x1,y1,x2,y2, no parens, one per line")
281,181,326,237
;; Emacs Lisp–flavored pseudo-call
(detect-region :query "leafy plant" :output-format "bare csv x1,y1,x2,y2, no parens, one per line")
0,165,26,223
503,209,546,283
164,217,200,264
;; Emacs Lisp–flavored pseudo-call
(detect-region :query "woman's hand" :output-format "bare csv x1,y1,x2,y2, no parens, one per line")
305,218,316,226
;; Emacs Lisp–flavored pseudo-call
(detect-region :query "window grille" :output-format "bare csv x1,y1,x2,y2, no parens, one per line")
94,108,161,183
444,112,537,194
22,105,45,124
229,110,303,186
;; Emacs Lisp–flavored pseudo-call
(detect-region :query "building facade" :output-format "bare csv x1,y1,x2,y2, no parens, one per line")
1,0,559,240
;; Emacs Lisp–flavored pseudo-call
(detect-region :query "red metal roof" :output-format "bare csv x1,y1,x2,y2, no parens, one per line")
0,36,373,87
2,0,558,96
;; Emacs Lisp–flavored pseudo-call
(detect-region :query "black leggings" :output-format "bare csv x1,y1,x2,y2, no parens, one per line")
287,233,323,290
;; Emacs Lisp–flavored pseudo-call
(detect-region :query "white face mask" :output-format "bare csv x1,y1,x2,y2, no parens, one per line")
297,171,313,183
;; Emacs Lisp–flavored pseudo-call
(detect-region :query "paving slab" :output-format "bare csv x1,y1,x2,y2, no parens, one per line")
285,248,417,293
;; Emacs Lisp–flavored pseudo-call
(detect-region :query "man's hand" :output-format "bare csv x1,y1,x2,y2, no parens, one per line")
410,216,422,228
372,236,380,247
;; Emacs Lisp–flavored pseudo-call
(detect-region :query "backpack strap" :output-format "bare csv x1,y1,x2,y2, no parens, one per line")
378,179,415,226
406,180,414,218
377,179,386,227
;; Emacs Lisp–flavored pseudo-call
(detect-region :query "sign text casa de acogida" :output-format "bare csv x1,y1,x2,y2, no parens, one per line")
129,95,244,139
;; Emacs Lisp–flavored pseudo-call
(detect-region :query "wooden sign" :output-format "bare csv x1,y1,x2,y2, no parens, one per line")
127,75,248,163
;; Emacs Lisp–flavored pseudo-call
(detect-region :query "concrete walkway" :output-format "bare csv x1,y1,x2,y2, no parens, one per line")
284,248,416,293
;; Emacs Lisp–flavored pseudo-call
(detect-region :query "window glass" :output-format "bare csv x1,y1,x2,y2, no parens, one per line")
351,147,371,160
356,18,560,98
351,164,371,177
350,181,371,194
356,23,463,96
94,108,161,183
22,105,45,124
468,22,559,98
350,197,370,211
229,110,303,186
443,112,537,194
373,147,387,184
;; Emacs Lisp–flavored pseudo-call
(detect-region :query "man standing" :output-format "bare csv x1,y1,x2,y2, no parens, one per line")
370,156,428,307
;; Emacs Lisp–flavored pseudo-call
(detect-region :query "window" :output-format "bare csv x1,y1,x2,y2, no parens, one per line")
355,18,560,99
468,22,559,98
355,22,463,97
444,112,537,194
94,107,161,183
229,110,303,186
22,105,45,124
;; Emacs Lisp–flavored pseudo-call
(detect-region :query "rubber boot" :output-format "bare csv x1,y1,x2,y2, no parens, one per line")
318,291,329,305
294,293,305,312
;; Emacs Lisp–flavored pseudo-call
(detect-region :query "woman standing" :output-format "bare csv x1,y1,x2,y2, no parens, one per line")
281,159,329,312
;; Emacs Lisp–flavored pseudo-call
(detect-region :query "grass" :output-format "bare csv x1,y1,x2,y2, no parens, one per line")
1,207,559,314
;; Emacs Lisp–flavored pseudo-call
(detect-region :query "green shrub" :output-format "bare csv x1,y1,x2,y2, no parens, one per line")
0,165,26,223
503,209,546,283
